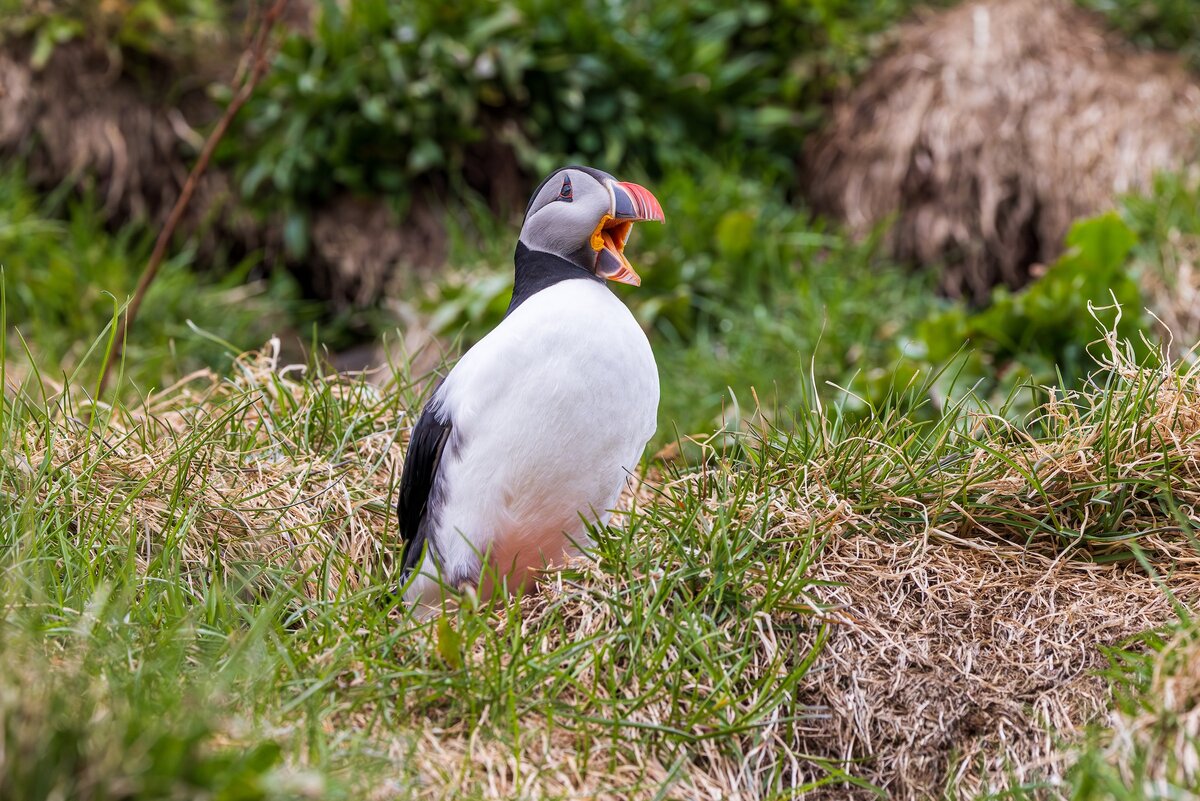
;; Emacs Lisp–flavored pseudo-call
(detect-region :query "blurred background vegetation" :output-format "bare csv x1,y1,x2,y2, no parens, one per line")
0,0,1196,435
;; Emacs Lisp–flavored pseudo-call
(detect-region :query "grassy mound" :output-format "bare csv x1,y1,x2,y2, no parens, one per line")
3,328,1200,798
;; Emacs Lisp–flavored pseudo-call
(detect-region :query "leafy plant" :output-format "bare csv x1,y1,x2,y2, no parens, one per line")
906,212,1153,414
224,0,941,238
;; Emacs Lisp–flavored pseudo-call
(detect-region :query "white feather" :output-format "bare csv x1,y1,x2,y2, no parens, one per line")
405,279,658,609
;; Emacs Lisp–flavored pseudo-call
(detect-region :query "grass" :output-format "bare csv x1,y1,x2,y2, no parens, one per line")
4,279,1200,797
3,159,1200,798
0,331,839,798
0,169,314,393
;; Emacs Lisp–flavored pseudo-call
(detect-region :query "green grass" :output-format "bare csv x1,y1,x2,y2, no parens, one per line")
4,288,1200,797
0,326,840,797
0,169,313,393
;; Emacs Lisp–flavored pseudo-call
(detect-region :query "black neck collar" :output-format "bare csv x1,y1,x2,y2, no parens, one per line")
506,242,604,316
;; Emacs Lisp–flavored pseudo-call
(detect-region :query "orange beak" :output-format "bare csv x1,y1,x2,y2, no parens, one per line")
591,181,665,287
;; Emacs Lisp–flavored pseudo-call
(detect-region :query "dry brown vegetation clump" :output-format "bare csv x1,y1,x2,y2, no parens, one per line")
797,536,1184,799
0,39,270,250
761,340,1200,797
0,41,211,221
805,0,1200,304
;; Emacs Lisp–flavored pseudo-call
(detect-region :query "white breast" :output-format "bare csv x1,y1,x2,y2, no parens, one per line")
409,279,658,604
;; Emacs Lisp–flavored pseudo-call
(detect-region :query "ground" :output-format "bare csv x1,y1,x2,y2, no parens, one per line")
3,330,1198,799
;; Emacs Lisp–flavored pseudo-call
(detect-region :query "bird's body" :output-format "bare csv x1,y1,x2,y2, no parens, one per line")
402,275,657,608
397,166,664,615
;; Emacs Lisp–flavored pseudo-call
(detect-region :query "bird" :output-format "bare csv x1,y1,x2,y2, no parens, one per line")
396,165,664,616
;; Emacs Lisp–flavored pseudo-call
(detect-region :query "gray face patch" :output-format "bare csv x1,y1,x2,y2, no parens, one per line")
518,167,616,271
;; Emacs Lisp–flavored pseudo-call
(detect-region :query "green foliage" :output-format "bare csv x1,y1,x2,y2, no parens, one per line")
625,166,832,333
1123,171,1200,239
227,0,937,225
907,213,1152,413
1080,0,1200,68
892,175,1200,421
0,170,310,391
640,169,933,434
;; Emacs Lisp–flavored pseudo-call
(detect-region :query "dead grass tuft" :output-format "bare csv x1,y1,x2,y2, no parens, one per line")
0,41,211,223
0,38,272,259
798,535,1185,799
805,0,1200,304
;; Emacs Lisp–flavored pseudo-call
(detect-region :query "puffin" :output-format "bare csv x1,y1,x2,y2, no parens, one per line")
396,165,665,615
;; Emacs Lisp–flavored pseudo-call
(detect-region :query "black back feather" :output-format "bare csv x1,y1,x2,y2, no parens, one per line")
397,397,453,578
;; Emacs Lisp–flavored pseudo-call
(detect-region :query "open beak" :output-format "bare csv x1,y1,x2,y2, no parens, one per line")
590,181,665,287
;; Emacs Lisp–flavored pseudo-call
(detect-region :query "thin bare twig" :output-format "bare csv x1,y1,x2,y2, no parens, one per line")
98,0,290,396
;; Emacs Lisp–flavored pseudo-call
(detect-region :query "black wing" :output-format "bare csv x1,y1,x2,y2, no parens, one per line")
397,398,452,578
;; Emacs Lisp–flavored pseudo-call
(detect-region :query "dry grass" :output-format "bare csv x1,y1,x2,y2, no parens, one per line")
8,336,1200,797
0,40,242,226
1,41,184,220
13,340,404,598
805,0,1200,304
800,535,1185,799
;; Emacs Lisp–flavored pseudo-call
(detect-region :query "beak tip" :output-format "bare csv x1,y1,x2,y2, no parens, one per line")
613,180,665,224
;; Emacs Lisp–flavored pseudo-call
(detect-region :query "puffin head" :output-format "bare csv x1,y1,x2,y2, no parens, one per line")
518,166,665,287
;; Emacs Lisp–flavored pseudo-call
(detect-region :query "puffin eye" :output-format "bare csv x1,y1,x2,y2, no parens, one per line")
559,176,573,202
